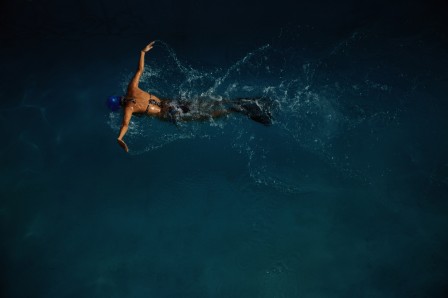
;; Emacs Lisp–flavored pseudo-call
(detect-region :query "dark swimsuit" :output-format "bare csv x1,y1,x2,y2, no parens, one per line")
121,94,161,114
145,94,162,114
120,97,136,106
122,94,192,123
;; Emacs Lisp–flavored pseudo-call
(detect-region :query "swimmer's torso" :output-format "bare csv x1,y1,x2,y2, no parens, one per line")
125,88,163,115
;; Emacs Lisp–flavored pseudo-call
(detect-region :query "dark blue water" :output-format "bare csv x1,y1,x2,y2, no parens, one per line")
1,0,448,297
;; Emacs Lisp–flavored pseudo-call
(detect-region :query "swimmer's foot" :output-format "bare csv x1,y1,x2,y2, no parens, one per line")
230,98,273,126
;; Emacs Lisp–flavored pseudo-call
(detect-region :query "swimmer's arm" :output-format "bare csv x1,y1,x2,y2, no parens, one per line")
127,52,145,91
117,107,133,153
127,41,155,91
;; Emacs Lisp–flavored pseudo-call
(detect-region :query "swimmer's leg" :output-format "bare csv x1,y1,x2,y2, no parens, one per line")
211,110,231,118
162,98,272,125
184,101,231,121
226,97,273,126
180,110,231,122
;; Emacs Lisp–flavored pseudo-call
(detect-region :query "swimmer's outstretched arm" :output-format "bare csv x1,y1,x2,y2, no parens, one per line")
117,106,133,153
127,41,155,92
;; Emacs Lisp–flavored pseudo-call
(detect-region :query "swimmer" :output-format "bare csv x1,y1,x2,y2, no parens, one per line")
107,40,273,153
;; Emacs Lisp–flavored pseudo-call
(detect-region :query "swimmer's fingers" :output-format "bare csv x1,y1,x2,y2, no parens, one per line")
142,41,156,52
142,46,153,52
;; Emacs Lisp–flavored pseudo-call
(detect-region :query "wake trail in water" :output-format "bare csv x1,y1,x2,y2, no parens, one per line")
108,37,404,192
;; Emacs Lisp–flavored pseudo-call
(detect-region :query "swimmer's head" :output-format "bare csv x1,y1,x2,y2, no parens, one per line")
106,96,123,112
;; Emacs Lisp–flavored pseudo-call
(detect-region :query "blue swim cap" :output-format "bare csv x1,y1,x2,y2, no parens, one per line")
106,96,122,112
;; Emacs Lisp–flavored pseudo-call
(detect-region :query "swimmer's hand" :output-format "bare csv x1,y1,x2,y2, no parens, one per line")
142,41,155,53
117,138,129,153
